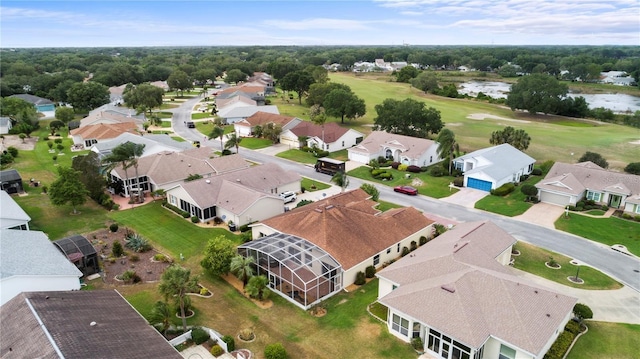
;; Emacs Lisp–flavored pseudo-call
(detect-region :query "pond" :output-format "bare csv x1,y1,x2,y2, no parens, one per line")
458,81,640,113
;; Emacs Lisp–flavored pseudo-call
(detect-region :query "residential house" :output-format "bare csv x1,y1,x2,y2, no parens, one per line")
347,131,441,167
108,84,127,104
599,71,636,86
453,144,535,192
0,191,30,230
218,104,280,124
70,121,140,148
91,132,192,159
215,91,257,109
8,94,55,113
149,80,170,91
0,116,12,134
0,230,82,306
0,169,24,194
377,221,577,359
1,290,183,358
234,112,302,137
108,148,249,197
535,161,640,214
280,121,364,152
80,104,145,127
243,189,435,309
165,162,300,225
247,72,275,93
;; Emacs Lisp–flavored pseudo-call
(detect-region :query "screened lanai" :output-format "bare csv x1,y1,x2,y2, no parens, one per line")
238,232,343,310
53,235,99,276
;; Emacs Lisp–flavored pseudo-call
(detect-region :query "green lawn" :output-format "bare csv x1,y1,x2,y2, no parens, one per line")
239,137,274,149
108,201,241,258
555,214,640,256
375,200,403,212
348,166,457,199
191,112,211,120
159,103,180,110
474,176,543,216
171,136,186,142
154,111,173,119
301,177,331,192
276,149,321,164
567,321,640,359
512,242,622,290
159,120,172,128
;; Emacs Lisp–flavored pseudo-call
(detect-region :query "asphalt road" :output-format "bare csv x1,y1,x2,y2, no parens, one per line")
171,96,640,292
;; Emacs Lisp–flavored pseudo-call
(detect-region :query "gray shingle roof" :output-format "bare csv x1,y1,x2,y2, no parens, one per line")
348,131,437,160
1,290,182,359
455,144,535,180
0,191,31,229
536,161,640,196
0,230,82,279
8,93,54,106
219,105,279,119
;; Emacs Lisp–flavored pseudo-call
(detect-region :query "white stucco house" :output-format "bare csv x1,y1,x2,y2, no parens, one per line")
535,161,640,214
233,111,302,137
453,144,535,191
1,230,82,306
0,191,31,230
279,121,364,152
0,117,12,135
377,221,577,359
347,131,441,167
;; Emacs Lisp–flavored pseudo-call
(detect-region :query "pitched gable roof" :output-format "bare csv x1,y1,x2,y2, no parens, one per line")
377,221,576,357
536,162,640,196
240,111,296,127
0,191,31,229
455,144,535,179
349,131,437,160
1,290,182,359
260,189,434,270
289,122,350,144
8,93,54,106
71,121,139,141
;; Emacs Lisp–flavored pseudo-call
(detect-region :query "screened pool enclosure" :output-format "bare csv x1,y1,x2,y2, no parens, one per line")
238,233,343,310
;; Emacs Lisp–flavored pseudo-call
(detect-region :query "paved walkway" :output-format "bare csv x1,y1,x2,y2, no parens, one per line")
439,187,489,208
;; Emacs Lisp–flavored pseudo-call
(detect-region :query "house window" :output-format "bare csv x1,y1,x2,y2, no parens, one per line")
342,141,344,147
473,346,484,359
373,254,380,266
397,243,401,253
635,205,640,214
586,191,601,202
169,195,177,205
430,156,433,163
499,344,516,359
391,314,409,336
387,248,391,254
428,328,471,359
528,163,534,172
386,149,393,159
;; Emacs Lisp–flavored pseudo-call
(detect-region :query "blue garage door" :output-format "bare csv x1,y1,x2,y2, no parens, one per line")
467,178,492,192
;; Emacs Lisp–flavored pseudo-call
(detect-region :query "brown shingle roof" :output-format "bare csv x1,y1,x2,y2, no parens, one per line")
348,131,437,160
536,161,640,196
260,189,433,269
71,121,139,140
377,221,577,356
289,122,349,143
1,290,182,359
241,111,295,127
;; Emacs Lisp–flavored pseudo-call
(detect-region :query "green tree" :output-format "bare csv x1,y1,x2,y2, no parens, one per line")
264,343,287,359
230,255,255,288
262,123,282,143
102,141,143,198
506,74,568,114
331,171,349,192
435,128,459,175
49,120,65,136
0,97,39,136
395,66,419,83
208,125,225,150
410,72,440,93
123,83,164,116
66,81,110,112
279,70,315,104
225,69,248,84
306,82,351,107
167,70,192,96
374,98,443,138
149,301,172,336
55,106,75,123
48,166,89,214
72,152,106,202
200,235,236,275
324,89,366,124
360,183,380,201
624,162,640,175
578,151,608,169
158,265,198,330
225,132,242,153
245,275,269,300
489,126,532,151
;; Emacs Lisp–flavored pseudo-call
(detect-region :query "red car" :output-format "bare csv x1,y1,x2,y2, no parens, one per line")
394,186,418,195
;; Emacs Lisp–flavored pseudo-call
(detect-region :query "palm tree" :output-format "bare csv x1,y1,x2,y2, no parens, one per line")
208,125,225,151
149,301,172,337
331,170,349,192
230,255,255,288
436,129,459,175
103,144,133,197
225,132,242,153
245,275,269,300
123,142,146,203
158,265,198,330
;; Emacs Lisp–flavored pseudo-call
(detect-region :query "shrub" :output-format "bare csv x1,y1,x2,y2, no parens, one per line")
565,320,582,335
544,331,574,359
182,212,190,218
264,343,287,359
411,337,424,351
419,236,428,246
210,344,224,356
429,166,444,177
573,303,593,320
54,138,63,144
190,327,210,345
7,146,18,158
112,241,124,257
221,335,235,351
365,265,376,278
410,241,418,251
401,246,410,257
125,233,151,253
239,328,254,341
191,216,199,223
398,164,408,171
491,183,515,196
622,213,632,220
453,177,464,187
354,271,366,285
531,168,542,176
109,223,119,232
407,165,421,173
163,202,190,218
154,253,168,262
369,159,380,168
130,254,140,262
0,152,14,165
600,205,608,211
391,162,400,169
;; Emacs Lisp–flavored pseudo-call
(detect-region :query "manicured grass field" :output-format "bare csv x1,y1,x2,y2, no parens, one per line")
512,242,622,290
301,177,331,192
276,149,322,164
154,111,173,119
566,321,640,359
348,166,457,199
239,137,274,149
191,112,211,120
108,201,241,258
554,214,640,256
375,200,403,212
474,176,543,216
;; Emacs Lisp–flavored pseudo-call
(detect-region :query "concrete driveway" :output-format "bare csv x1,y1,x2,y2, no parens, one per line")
439,187,489,208
514,202,566,229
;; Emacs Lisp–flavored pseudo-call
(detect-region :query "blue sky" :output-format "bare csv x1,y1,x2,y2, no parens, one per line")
1,0,638,47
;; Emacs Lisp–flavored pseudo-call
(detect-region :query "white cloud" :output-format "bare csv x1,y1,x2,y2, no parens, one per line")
262,18,371,31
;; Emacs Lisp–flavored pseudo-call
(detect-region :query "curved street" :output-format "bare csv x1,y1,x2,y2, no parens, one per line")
169,95,640,293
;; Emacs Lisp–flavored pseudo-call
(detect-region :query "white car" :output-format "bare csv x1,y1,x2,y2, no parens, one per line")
279,191,296,204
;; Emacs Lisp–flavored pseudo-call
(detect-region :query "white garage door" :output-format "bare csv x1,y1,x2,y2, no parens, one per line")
540,191,571,206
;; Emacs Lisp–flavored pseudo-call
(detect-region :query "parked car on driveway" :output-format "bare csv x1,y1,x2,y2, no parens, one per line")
279,191,297,203
393,185,418,195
